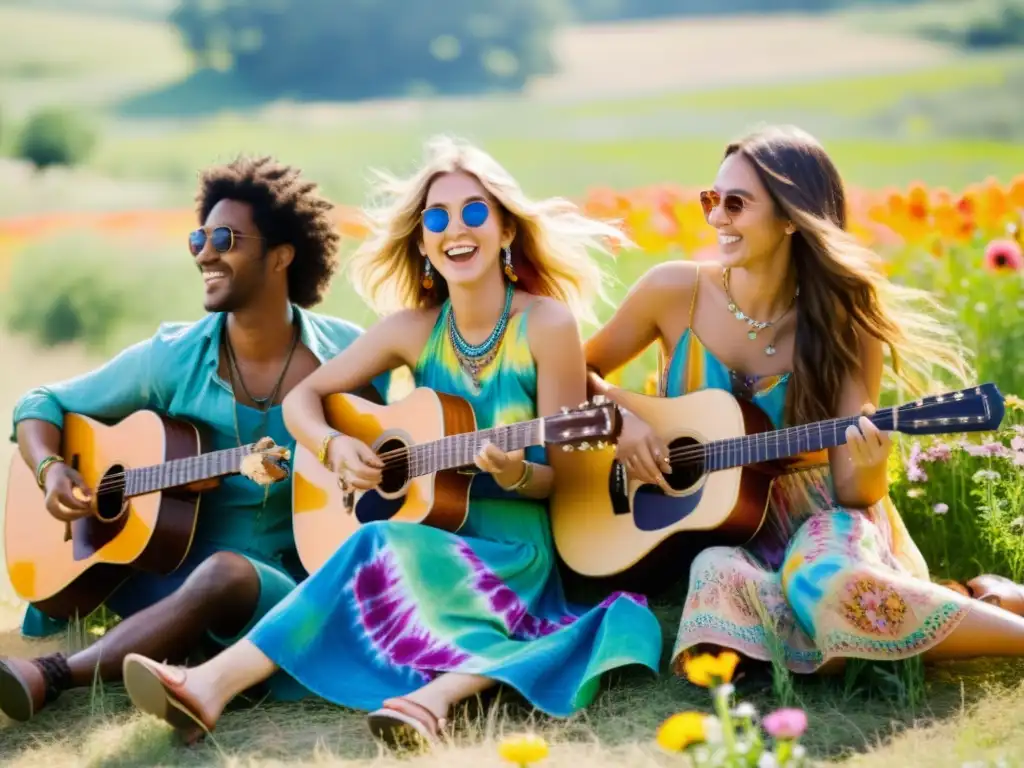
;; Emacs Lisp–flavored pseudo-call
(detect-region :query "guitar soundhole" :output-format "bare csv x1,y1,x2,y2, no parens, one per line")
664,436,706,492
376,437,410,495
95,464,128,523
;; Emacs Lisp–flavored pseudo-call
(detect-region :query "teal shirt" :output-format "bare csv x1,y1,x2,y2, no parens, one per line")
11,307,391,572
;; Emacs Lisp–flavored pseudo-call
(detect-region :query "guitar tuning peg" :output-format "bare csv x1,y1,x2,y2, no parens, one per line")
562,445,575,452
596,441,607,449
578,441,591,451
592,394,607,405
561,406,570,414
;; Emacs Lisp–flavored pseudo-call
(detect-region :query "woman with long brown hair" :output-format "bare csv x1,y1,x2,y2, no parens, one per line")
585,124,1024,674
118,136,661,746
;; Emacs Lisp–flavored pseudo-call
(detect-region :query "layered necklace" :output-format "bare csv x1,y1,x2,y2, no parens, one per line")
448,280,515,386
722,267,799,357
222,320,300,446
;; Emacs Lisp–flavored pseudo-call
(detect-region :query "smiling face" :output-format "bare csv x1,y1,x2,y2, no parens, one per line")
192,198,273,312
704,152,792,269
419,171,514,289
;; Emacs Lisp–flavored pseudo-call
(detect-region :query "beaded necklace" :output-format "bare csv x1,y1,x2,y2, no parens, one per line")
448,280,514,385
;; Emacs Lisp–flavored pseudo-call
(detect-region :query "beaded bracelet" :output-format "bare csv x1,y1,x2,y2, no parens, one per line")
35,455,64,490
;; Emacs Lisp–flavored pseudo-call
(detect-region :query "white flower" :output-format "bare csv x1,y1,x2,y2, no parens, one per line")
759,753,779,768
702,715,724,744
733,702,757,720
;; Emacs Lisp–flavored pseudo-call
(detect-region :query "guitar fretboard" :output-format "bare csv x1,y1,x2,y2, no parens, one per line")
123,444,256,497
408,421,543,478
700,410,897,472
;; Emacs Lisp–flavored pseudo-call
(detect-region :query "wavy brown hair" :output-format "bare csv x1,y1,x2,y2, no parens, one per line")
725,125,973,426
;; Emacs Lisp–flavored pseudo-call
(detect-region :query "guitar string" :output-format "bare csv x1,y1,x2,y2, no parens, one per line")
88,395,987,495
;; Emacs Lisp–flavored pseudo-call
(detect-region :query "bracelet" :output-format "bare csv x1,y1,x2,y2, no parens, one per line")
316,431,342,468
35,455,64,490
502,461,534,493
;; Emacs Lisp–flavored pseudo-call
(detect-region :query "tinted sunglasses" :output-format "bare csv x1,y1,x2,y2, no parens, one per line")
188,226,262,256
422,200,490,234
699,190,747,221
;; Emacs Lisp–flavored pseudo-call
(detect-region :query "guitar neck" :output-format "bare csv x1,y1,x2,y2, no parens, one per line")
705,410,894,472
124,444,257,497
408,420,544,478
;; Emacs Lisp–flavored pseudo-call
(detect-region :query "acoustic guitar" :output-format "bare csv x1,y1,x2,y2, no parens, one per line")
292,387,620,574
4,411,289,620
548,383,1005,593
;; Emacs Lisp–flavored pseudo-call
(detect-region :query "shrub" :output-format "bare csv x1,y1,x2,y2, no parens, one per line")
16,108,97,169
2,231,199,352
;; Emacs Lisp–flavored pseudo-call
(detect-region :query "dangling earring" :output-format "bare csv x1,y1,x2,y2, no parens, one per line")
421,258,434,291
503,245,518,283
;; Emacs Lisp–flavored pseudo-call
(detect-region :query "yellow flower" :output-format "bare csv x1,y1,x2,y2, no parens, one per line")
498,733,549,765
683,650,740,688
656,711,707,752
1005,394,1024,411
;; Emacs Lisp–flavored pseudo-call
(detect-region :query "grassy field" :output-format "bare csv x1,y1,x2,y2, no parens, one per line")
3,2,1024,766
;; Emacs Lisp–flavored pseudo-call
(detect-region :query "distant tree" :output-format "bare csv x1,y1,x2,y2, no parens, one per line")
171,0,568,100
15,108,96,169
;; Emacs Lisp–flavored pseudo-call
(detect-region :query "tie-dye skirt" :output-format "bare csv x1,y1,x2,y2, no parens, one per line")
671,467,968,673
247,498,662,717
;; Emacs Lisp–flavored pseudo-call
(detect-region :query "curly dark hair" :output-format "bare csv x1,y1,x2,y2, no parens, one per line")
196,155,340,307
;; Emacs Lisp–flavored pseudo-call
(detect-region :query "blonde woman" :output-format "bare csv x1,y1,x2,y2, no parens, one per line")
585,124,1024,676
119,136,662,745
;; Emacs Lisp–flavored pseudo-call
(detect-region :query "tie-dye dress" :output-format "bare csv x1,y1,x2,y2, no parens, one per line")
245,301,662,716
664,323,968,673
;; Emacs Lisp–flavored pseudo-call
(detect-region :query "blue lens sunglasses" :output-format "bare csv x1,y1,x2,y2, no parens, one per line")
422,200,490,233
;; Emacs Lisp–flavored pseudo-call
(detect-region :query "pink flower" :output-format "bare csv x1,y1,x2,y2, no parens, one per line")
965,442,1011,458
1011,436,1024,452
933,502,949,515
984,238,1023,272
763,708,808,740
925,443,952,462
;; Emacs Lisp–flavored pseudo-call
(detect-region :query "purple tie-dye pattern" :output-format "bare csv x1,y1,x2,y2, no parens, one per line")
347,545,470,682
456,541,649,640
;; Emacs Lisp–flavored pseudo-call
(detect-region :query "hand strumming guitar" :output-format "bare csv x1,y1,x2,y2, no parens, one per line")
43,462,94,523
615,409,673,492
327,434,384,491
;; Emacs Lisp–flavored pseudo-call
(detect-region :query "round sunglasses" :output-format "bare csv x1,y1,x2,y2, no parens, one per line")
422,200,490,234
699,190,747,221
188,226,262,256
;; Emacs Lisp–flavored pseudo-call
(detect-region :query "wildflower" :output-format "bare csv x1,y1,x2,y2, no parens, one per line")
906,488,925,499
683,650,740,688
925,443,952,462
656,712,708,752
1005,395,1024,411
498,734,549,765
1011,436,1024,452
933,503,949,515
964,442,1011,458
972,469,1001,484
762,708,808,740
983,238,1023,271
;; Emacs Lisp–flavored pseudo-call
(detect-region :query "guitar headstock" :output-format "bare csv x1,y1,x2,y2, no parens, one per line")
544,396,622,452
890,383,1006,435
240,437,292,486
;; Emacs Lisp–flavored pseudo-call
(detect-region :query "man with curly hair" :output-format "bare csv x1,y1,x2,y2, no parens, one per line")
0,156,389,724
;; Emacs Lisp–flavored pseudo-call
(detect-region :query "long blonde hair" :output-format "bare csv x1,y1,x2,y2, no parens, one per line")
727,125,973,425
347,135,629,324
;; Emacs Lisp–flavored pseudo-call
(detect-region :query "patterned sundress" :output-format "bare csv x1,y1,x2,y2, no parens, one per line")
245,301,663,716
666,276,967,673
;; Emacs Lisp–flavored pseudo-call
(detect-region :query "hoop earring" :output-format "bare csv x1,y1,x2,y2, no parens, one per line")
503,246,518,283
421,258,434,291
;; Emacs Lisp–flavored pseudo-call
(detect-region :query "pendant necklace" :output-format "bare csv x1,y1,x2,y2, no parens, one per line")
722,267,799,357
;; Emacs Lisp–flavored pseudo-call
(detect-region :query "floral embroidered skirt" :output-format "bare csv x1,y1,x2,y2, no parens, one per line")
248,499,662,717
671,467,968,673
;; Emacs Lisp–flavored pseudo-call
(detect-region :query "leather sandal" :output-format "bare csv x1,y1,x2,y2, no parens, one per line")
122,654,214,744
939,575,1024,617
366,696,446,749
